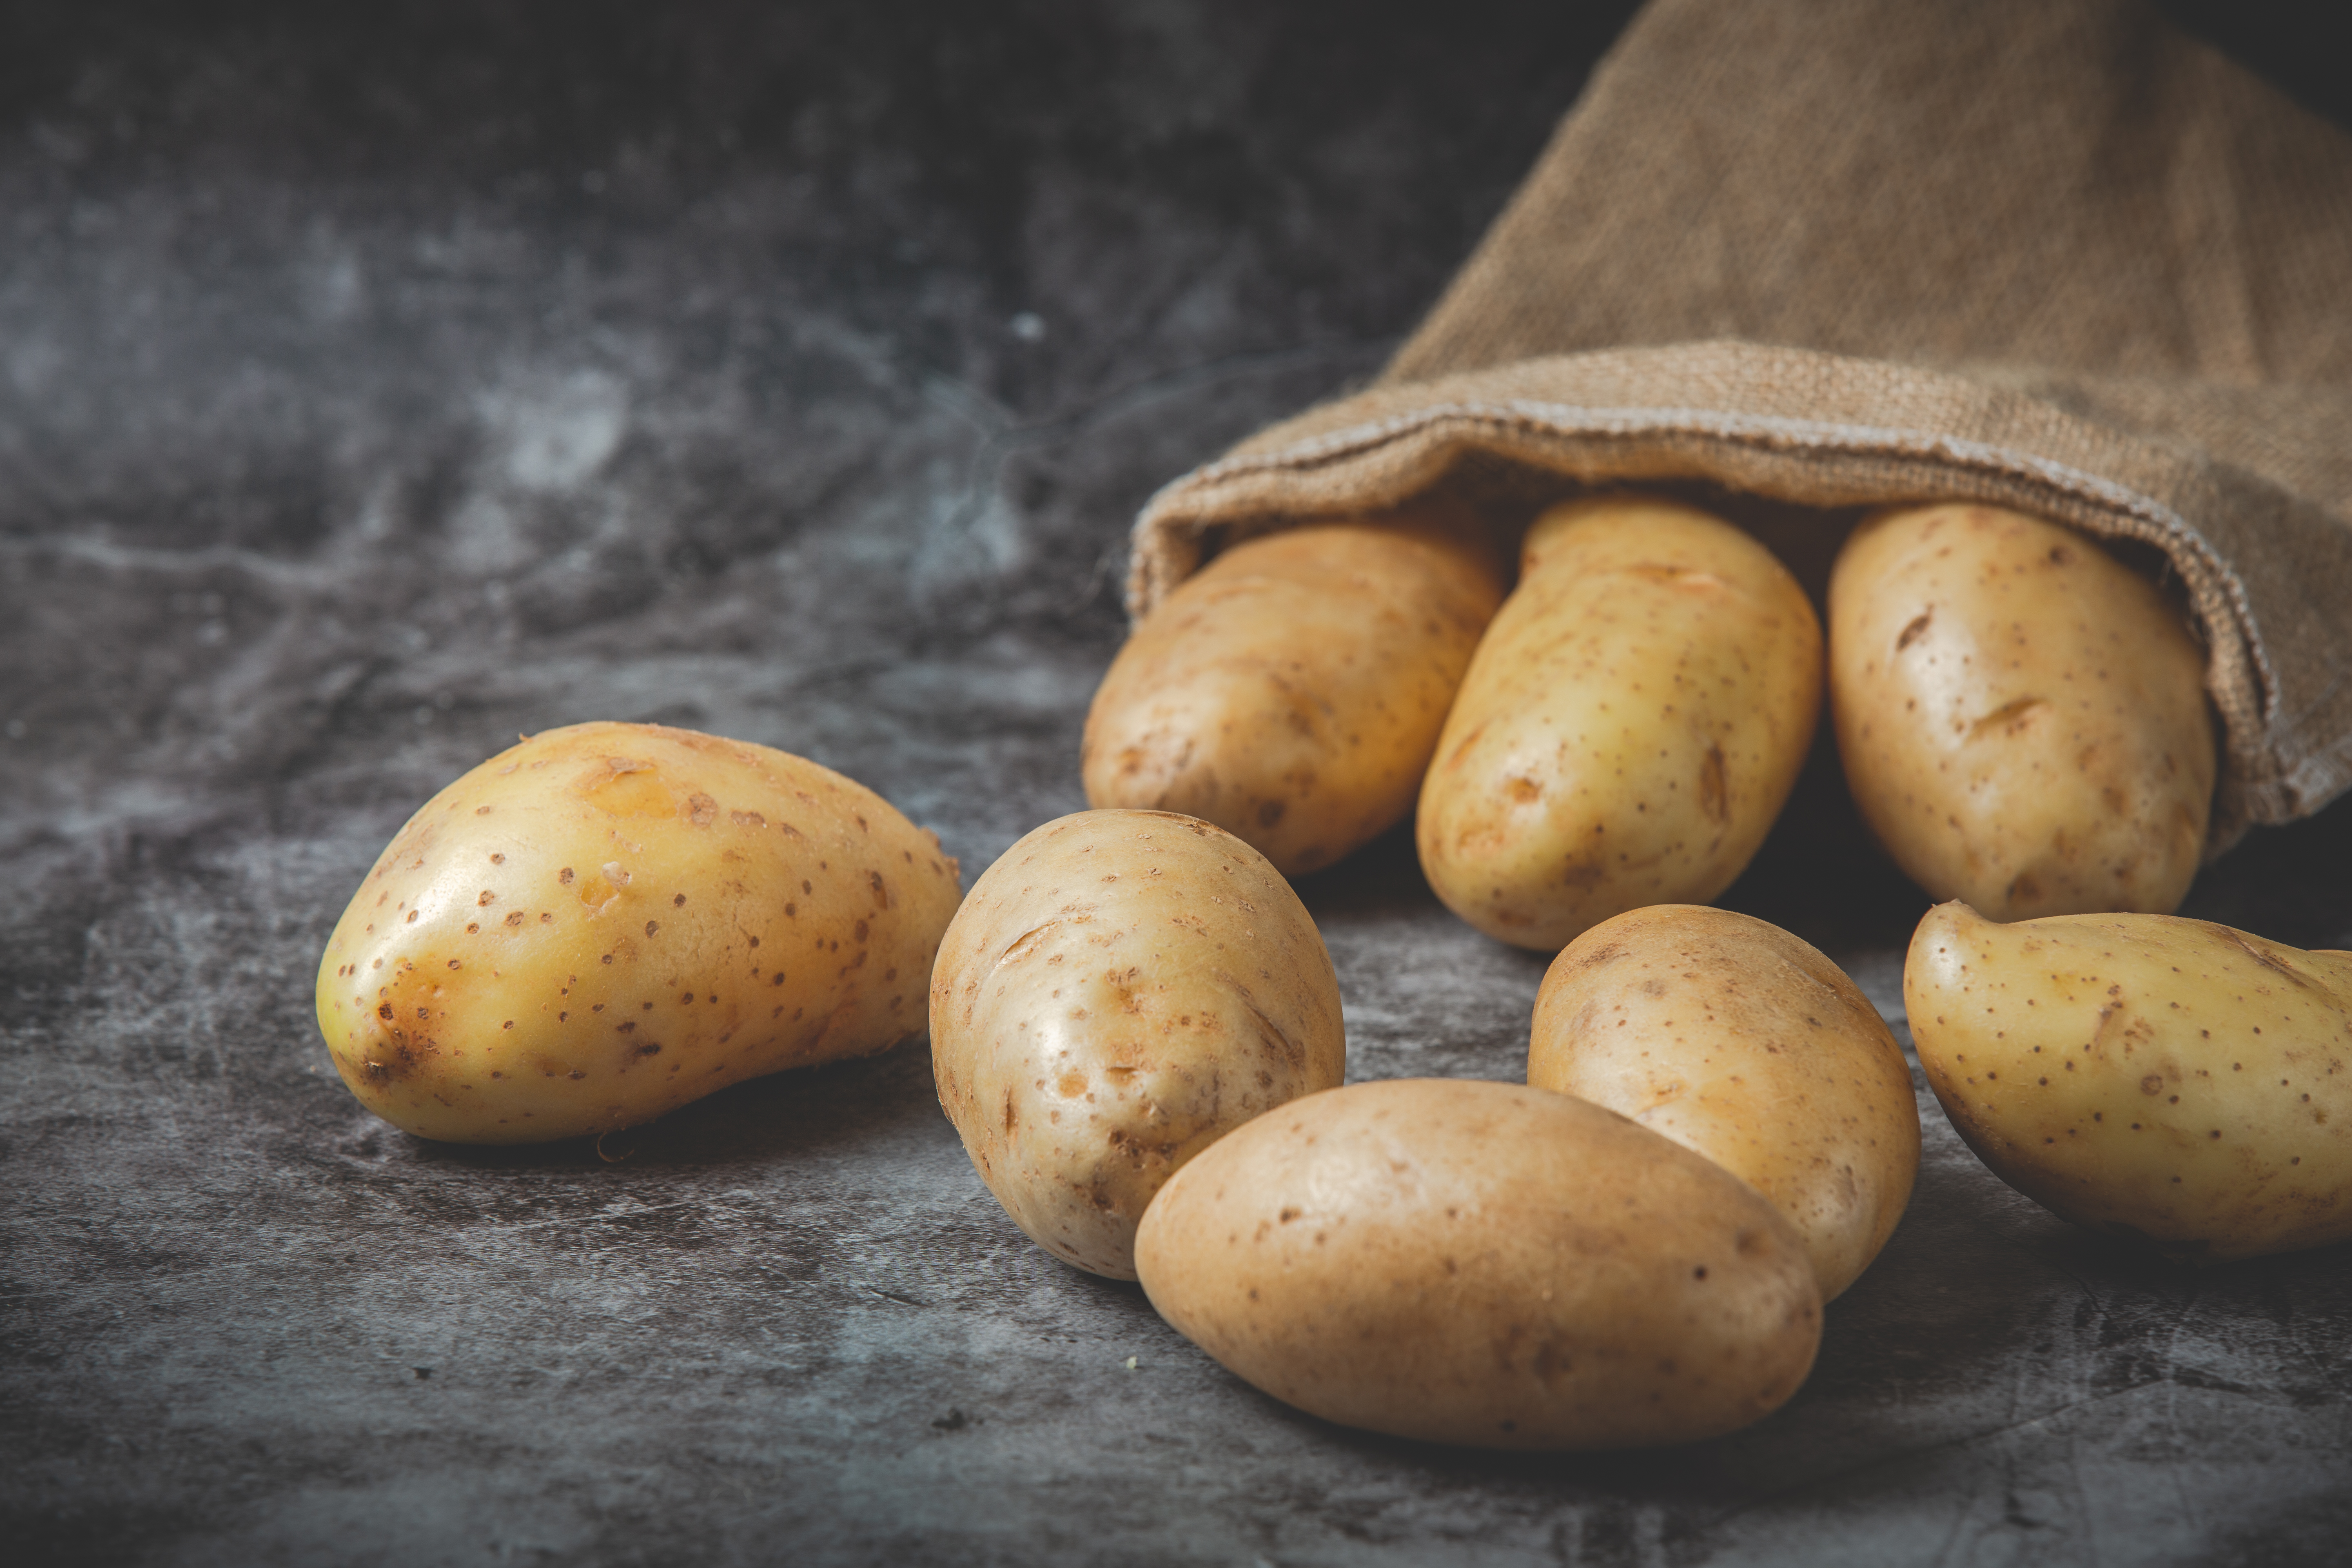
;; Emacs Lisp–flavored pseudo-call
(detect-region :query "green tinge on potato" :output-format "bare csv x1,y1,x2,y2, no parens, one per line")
1135,1079,1822,1450
1417,492,1822,952
314,722,963,1143
930,809,1345,1280
1906,900,2352,1261
1529,905,1920,1301
1082,510,1506,877
1830,503,2214,920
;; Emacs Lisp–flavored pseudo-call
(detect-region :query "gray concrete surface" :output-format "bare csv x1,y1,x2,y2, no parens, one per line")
4,4,2348,1564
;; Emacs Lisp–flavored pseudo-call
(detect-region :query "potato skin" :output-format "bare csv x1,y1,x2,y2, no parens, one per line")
930,809,1345,1279
314,722,962,1143
1417,493,1821,952
1082,512,1505,876
1528,905,1919,1301
1906,901,2352,1261
1829,503,2214,920
1134,1079,1820,1449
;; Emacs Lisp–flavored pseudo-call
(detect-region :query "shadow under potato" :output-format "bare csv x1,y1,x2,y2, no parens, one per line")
1289,812,1432,918
390,1036,950,1174
1713,713,1932,954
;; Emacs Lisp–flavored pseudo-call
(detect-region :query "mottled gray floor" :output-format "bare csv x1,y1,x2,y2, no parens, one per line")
5,4,2349,1565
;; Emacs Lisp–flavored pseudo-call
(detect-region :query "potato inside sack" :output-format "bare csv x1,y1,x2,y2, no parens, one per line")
1082,508,1506,877
1829,502,2215,920
1133,1079,1822,1450
1906,900,2352,1263
1417,492,1822,952
929,809,1345,1279
1528,904,1920,1301
314,722,963,1143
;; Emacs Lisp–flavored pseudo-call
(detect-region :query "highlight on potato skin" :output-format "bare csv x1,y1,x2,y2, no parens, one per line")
1905,900,2352,1262
1416,492,1822,952
1134,1079,1822,1450
1081,509,1506,878
1528,904,1919,1301
314,722,963,1143
930,809,1345,1280
1829,503,2215,921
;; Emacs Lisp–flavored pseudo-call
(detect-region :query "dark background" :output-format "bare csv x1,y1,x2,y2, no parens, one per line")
5,3,2349,1564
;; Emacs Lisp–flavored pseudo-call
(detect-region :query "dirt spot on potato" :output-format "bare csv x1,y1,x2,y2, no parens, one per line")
1443,721,1490,771
1626,563,1724,593
1967,696,2048,742
2221,929,2313,988
1559,862,1608,893
1698,744,1728,825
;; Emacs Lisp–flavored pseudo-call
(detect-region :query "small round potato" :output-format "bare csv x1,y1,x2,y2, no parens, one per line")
930,809,1345,1279
1134,1078,1822,1450
314,722,962,1142
1082,511,1506,876
1528,905,1920,1300
1417,493,1822,951
1907,900,2352,1262
1830,503,2215,919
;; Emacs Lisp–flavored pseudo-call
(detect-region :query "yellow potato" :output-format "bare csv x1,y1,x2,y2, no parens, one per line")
1906,900,2352,1261
1082,511,1505,876
1528,905,1919,1301
1417,493,1822,951
1135,1079,1820,1449
314,722,962,1142
1830,503,2214,919
931,809,1345,1279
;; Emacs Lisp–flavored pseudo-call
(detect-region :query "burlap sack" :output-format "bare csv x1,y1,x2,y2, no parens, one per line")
1125,0,2352,849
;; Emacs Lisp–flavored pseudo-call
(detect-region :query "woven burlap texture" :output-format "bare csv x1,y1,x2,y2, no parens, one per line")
1126,0,2352,845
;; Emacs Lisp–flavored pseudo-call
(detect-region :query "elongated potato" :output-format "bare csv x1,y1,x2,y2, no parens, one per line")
1417,493,1822,951
1082,511,1506,876
1528,905,1919,1300
1830,503,2214,920
931,809,1345,1279
1134,1079,1822,1450
1907,900,2352,1261
314,722,962,1142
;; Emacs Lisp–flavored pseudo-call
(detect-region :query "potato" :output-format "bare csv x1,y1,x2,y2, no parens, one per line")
931,808,1345,1278
1417,493,1822,951
314,722,962,1142
1134,1079,1821,1449
1082,510,1506,876
1829,503,2214,920
1528,905,1919,1301
1906,900,2352,1261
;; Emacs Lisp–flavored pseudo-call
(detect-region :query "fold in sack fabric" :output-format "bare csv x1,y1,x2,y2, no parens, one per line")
1126,0,2352,849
